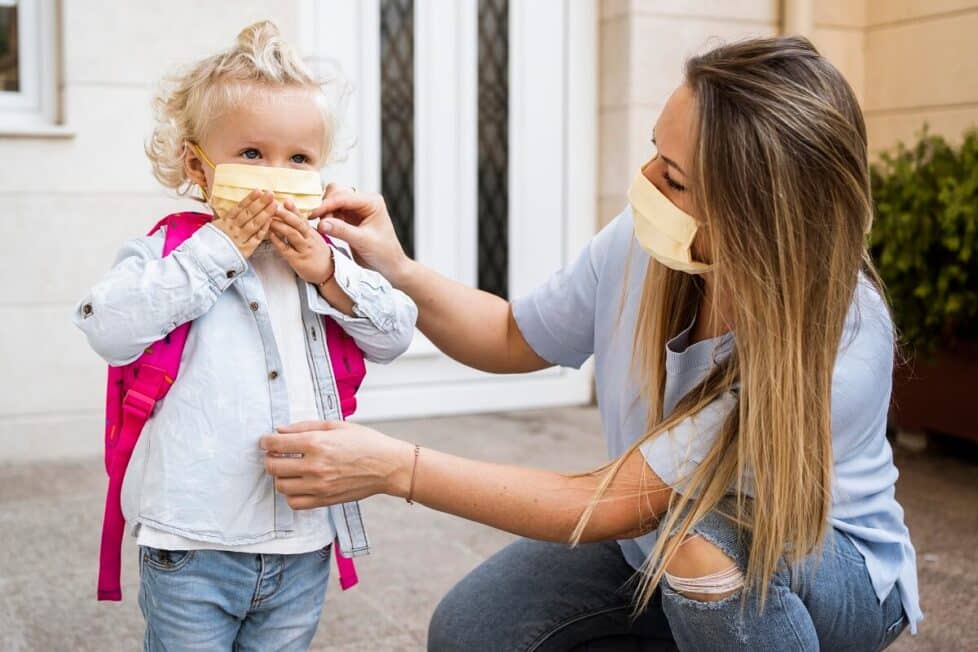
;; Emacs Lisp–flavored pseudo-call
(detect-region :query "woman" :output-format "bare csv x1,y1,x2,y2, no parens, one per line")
262,38,920,651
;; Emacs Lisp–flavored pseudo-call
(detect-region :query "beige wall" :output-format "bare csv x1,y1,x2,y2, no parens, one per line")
863,0,978,152
0,1,302,461
812,0,866,106
599,0,978,226
598,1,779,224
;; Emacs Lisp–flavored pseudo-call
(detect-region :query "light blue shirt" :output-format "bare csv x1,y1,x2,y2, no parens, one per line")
74,222,417,557
512,209,922,632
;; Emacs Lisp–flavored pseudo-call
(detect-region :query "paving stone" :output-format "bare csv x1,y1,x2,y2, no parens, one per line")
0,408,974,651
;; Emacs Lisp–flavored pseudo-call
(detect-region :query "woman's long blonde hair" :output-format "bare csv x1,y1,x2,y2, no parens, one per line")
575,37,884,610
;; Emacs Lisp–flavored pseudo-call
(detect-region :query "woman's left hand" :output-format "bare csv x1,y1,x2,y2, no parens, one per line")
260,421,414,510
268,200,334,284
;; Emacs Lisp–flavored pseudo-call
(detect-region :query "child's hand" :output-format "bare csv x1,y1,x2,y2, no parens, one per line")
269,200,333,284
212,190,277,259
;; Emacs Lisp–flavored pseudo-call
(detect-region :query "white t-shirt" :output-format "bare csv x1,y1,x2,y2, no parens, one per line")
137,242,334,554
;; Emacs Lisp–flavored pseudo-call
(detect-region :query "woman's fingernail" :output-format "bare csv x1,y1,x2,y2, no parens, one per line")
321,220,333,233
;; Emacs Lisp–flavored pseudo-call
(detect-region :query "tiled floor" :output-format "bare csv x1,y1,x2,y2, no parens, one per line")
0,406,974,650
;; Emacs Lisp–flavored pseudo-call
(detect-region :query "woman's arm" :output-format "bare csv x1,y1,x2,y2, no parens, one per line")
312,188,550,374
261,421,672,543
387,260,548,374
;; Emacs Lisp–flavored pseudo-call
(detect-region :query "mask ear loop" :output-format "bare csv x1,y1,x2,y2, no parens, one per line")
187,142,216,202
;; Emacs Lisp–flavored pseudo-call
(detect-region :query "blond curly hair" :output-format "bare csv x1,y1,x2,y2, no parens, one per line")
145,21,346,196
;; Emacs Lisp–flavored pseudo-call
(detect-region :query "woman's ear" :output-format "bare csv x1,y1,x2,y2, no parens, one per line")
183,143,209,195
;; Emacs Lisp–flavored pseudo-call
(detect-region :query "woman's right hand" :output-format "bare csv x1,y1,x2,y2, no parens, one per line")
310,184,411,284
212,189,277,259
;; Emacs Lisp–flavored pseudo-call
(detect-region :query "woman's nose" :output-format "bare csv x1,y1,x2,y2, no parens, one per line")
642,157,669,195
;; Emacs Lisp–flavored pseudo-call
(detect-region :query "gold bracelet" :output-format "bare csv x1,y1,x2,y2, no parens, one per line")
406,444,421,504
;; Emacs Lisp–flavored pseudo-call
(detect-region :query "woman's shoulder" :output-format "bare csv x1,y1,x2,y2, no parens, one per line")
586,206,641,276
842,275,895,356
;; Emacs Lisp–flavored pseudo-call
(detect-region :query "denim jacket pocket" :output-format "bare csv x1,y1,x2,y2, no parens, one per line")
141,547,196,573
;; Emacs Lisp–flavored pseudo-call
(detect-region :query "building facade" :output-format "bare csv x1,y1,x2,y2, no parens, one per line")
1,0,975,461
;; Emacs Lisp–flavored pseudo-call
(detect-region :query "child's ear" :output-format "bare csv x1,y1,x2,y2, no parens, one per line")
183,143,209,192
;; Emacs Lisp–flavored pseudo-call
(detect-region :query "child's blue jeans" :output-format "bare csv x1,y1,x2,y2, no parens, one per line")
138,545,331,651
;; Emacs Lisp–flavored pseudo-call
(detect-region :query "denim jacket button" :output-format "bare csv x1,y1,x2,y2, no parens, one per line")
226,270,237,279
82,303,93,316
250,302,259,312
269,370,279,380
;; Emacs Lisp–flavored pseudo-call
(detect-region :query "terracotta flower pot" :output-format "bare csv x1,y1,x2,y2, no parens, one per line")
890,341,978,443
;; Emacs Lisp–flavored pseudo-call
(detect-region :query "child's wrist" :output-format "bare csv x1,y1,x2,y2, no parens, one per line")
316,249,336,287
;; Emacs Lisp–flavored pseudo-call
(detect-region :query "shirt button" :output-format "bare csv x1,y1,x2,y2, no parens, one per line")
250,302,259,312
226,270,237,279
269,370,279,380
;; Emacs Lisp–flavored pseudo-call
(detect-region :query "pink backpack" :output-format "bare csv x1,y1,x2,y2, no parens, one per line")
97,212,366,601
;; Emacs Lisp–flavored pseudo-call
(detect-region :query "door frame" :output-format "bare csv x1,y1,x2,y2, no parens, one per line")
299,0,597,420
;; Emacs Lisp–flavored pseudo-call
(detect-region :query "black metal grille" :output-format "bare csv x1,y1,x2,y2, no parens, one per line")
0,4,19,92
380,0,415,259
477,0,509,298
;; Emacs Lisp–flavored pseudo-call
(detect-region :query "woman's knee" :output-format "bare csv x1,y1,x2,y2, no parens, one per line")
662,534,744,603
428,579,482,651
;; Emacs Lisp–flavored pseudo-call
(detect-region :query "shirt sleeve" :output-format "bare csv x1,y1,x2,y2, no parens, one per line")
72,223,246,366
305,244,418,364
640,392,738,494
511,234,608,370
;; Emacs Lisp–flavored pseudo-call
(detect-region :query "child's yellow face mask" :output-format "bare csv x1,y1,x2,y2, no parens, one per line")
192,144,323,218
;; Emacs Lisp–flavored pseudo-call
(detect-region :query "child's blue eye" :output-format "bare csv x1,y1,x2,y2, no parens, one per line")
241,149,261,160
290,154,308,164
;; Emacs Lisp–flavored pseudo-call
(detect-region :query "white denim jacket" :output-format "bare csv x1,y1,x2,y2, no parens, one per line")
74,222,417,557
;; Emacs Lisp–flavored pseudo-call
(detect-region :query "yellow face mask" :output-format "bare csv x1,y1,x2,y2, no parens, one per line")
192,144,323,219
628,158,712,275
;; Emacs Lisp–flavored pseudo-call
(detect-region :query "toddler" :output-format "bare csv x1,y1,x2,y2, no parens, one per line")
74,21,416,650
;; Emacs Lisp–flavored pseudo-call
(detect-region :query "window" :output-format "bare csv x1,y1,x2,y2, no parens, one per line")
379,0,415,259
476,0,509,298
0,1,19,92
0,0,61,133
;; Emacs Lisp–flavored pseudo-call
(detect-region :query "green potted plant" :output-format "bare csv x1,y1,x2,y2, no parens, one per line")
870,127,978,442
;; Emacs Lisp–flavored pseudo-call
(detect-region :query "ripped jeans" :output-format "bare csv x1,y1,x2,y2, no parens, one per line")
428,507,907,651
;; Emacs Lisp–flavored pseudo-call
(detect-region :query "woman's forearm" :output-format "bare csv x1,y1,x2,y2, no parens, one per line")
391,259,548,374
263,422,672,541
387,444,666,543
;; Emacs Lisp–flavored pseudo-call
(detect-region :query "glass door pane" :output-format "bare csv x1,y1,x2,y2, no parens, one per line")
477,0,509,298
380,0,415,258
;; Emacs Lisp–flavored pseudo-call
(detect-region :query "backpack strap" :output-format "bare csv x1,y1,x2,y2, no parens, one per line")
97,212,211,601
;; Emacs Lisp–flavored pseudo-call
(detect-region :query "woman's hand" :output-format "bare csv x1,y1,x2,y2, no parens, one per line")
311,185,547,374
309,184,411,284
268,200,333,284
260,421,415,510
212,189,277,258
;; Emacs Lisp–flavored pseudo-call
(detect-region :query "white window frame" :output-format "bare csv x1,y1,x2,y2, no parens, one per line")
0,0,64,135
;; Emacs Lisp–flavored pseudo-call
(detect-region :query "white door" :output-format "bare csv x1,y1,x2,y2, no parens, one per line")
300,0,596,420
